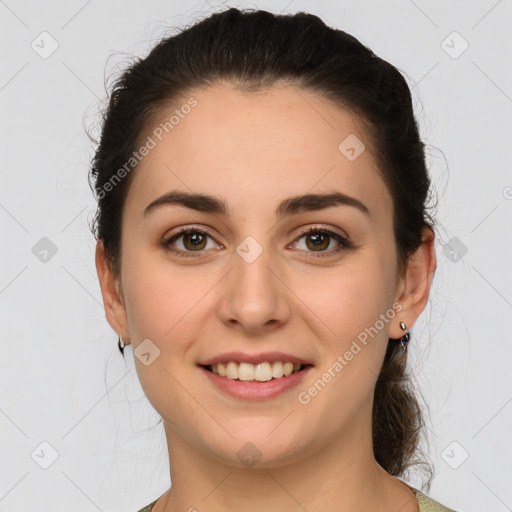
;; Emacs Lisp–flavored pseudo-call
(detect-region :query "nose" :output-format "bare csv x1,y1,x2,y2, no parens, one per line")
217,242,291,335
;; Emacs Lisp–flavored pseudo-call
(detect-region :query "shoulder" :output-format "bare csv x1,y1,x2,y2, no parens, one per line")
410,486,459,512
137,488,458,512
136,498,159,512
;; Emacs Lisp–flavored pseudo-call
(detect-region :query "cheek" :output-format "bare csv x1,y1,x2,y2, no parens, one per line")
121,248,178,340
305,255,395,340
300,252,398,401
120,253,208,419
295,254,397,416
121,249,218,344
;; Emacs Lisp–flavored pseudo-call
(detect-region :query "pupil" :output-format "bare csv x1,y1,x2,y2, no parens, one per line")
186,232,205,250
308,233,328,250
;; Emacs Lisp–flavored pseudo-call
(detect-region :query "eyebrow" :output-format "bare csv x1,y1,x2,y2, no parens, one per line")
143,190,370,218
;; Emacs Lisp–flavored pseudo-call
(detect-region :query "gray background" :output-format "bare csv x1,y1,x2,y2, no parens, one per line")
1,0,511,511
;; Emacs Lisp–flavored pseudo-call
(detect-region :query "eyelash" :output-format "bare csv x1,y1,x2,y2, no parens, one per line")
161,225,354,259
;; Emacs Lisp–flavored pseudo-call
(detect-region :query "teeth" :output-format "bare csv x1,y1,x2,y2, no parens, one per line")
226,361,238,379
272,361,284,378
208,361,303,381
239,362,255,381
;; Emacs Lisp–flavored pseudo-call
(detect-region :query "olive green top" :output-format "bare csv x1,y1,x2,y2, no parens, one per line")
136,485,457,511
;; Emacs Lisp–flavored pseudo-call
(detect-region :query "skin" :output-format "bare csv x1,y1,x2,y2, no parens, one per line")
96,83,436,512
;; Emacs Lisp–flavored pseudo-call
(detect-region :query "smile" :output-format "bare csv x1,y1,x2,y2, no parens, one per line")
204,361,304,381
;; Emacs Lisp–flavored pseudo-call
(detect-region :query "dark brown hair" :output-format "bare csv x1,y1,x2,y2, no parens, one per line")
89,7,436,488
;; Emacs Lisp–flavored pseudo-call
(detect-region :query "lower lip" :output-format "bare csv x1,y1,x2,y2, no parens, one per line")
199,365,313,400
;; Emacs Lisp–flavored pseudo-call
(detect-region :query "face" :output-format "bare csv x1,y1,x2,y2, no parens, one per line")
99,83,417,468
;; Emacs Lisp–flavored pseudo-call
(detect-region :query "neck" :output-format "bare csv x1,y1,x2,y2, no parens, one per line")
155,413,416,512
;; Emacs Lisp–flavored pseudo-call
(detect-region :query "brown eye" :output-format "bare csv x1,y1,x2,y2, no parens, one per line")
162,228,219,257
181,231,207,251
292,227,353,257
304,231,330,251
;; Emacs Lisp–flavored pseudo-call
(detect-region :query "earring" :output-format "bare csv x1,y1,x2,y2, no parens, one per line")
118,333,126,353
398,321,410,352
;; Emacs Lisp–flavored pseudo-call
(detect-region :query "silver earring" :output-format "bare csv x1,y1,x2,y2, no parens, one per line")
398,321,410,351
118,334,125,353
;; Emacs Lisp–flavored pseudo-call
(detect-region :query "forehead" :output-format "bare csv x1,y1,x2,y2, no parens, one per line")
124,84,392,221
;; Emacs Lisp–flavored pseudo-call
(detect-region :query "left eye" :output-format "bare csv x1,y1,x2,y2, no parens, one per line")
291,228,351,256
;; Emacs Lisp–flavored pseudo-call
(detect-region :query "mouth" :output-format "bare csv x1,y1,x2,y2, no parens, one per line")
200,361,312,382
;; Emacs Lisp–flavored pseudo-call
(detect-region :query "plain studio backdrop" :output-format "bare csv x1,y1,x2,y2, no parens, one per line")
1,1,511,511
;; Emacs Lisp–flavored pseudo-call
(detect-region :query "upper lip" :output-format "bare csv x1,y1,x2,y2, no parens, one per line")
199,351,312,366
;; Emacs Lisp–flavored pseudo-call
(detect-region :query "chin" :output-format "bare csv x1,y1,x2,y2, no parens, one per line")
199,421,310,469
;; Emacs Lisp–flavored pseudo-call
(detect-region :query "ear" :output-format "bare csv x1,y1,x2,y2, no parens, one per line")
95,239,130,344
389,226,437,339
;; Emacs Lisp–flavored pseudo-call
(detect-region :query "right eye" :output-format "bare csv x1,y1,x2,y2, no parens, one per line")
161,227,221,257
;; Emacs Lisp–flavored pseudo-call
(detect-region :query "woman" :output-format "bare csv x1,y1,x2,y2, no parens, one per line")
90,7,457,512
